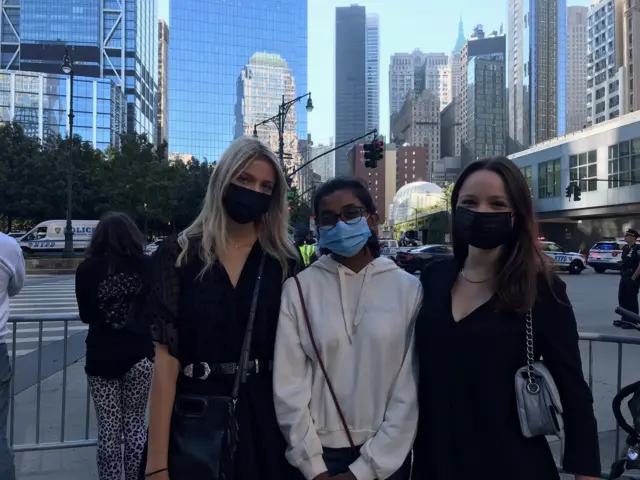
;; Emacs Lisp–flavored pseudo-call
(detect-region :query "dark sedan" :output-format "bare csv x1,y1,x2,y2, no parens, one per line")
397,244,453,274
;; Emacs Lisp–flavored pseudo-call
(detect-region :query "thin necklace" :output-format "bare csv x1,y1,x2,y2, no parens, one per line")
461,269,490,284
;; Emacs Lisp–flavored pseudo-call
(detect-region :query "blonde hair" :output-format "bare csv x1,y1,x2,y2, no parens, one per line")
176,136,299,278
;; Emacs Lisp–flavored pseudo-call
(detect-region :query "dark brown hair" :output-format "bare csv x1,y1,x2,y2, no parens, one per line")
450,157,553,313
86,212,146,261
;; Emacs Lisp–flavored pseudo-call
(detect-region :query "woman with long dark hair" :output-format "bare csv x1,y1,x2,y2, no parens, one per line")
274,177,421,480
411,157,600,480
75,211,154,480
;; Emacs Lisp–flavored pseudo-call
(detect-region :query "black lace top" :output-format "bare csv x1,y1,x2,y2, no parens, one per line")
143,236,301,479
76,254,153,378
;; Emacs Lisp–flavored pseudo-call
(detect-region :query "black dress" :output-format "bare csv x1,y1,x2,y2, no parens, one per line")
412,259,601,480
144,237,300,480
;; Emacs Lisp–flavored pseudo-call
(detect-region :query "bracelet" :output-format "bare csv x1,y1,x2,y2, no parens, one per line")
145,468,168,478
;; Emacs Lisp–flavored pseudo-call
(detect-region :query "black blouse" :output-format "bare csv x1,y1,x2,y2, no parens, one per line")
142,236,301,480
412,258,601,480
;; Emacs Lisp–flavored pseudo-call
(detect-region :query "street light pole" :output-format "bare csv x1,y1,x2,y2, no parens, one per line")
253,92,313,183
61,48,75,257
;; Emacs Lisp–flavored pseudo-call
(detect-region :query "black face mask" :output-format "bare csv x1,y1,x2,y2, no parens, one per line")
454,206,513,250
223,183,271,224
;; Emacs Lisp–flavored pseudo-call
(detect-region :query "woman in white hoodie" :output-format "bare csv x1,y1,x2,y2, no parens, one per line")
274,177,422,480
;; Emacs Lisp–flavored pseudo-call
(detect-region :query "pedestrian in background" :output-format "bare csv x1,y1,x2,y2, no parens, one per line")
614,228,640,329
274,177,421,480
0,232,25,480
412,157,600,480
75,212,154,480
142,136,301,480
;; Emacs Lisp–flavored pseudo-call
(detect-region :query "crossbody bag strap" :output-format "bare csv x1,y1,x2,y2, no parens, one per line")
524,310,540,393
231,253,267,400
293,276,357,454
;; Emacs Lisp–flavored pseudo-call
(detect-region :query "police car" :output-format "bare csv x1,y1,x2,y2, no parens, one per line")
587,238,638,273
539,240,587,275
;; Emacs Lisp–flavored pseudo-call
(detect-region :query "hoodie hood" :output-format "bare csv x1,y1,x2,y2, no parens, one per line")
310,255,400,342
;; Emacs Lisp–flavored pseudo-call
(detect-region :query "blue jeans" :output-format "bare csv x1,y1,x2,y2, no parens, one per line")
0,342,15,480
298,446,411,479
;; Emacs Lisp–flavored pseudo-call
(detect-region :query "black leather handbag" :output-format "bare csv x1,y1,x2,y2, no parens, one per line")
167,254,266,479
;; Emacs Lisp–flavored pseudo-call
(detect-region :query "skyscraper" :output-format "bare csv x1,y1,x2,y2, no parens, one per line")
566,6,588,133
508,0,567,152
169,0,308,162
235,53,299,175
0,0,158,144
366,13,380,134
157,20,169,146
335,5,366,177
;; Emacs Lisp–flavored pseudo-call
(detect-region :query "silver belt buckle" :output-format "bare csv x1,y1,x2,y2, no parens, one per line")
183,362,212,380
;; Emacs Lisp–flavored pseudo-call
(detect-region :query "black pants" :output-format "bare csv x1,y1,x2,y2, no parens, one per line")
618,274,640,320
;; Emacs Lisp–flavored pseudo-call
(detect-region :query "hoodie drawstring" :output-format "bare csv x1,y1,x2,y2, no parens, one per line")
337,264,373,343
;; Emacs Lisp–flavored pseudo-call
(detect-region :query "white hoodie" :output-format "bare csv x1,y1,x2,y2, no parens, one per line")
273,255,422,480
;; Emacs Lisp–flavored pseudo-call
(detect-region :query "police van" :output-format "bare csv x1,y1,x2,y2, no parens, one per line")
539,240,587,275
17,220,98,254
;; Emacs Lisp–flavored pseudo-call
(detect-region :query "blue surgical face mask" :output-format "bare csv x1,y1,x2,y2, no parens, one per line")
317,217,372,258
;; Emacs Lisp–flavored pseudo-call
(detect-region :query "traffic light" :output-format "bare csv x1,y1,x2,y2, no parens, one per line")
364,138,384,169
573,182,582,201
565,183,574,199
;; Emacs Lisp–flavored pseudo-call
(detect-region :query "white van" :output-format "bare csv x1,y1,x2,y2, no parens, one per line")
18,220,98,253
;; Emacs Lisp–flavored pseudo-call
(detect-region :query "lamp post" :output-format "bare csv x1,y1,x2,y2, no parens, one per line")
61,48,75,257
253,92,313,183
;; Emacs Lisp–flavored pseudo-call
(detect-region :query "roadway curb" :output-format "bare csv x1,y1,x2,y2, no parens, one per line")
26,269,76,276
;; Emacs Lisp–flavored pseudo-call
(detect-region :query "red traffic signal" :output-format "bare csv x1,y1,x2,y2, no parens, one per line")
364,138,383,169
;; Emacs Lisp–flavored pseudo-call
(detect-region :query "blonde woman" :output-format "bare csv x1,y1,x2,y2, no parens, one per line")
141,137,301,480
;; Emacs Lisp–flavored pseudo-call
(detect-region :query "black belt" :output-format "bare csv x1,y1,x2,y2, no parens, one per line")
181,359,272,380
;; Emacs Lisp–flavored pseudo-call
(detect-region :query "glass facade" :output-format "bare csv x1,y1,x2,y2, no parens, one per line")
0,0,157,144
169,0,308,163
0,71,125,150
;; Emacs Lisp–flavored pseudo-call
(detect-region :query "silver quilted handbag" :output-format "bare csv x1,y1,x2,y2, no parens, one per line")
515,311,565,438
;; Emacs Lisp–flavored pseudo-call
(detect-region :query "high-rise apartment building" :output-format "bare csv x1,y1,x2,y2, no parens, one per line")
587,0,625,126
508,0,567,152
157,20,169,146
335,4,366,177
366,13,380,134
0,0,158,144
460,26,507,164
623,0,640,113
389,50,427,117
311,142,336,182
566,6,588,133
170,0,307,162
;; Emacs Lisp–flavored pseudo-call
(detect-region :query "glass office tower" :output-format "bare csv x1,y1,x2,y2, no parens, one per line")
169,0,308,162
0,0,157,144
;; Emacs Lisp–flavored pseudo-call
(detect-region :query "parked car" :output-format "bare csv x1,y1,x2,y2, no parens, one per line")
8,232,25,241
539,240,587,275
587,239,629,273
379,239,414,262
144,237,166,256
397,244,453,274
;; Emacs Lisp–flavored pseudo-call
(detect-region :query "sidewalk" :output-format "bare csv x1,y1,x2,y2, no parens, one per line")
12,359,97,480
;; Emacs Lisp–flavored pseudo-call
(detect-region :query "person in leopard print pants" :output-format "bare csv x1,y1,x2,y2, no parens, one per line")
76,212,155,480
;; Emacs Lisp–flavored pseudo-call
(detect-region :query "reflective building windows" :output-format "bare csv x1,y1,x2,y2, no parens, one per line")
169,0,308,162
0,71,125,151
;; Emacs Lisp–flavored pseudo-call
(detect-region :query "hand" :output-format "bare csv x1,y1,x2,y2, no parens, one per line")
312,473,330,480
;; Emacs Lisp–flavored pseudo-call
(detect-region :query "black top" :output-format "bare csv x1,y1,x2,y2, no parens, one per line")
75,254,154,379
412,259,601,480
144,236,301,480
622,244,640,276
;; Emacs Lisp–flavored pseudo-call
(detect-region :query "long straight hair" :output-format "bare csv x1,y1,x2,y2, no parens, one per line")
451,157,553,313
176,136,298,278
86,212,146,264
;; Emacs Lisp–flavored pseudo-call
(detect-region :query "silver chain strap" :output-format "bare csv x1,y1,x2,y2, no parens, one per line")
525,310,540,394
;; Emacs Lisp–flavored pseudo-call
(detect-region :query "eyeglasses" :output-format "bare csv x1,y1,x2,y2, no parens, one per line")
317,206,369,229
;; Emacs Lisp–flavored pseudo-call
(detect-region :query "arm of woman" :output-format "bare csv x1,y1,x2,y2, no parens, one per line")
273,278,327,480
348,282,422,480
538,276,601,479
142,240,181,476
75,260,94,325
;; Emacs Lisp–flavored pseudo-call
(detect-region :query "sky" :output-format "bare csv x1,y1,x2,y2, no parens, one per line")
158,0,590,145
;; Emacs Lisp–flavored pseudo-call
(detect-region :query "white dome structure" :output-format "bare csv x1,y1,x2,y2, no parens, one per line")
391,181,444,224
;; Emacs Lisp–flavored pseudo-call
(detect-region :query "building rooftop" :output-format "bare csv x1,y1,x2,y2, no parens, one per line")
248,52,288,68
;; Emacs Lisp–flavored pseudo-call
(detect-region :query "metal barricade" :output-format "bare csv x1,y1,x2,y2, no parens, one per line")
6,313,96,452
5,313,640,479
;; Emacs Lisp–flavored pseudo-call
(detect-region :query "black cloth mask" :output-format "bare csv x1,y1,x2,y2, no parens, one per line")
454,206,513,250
223,183,271,224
